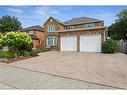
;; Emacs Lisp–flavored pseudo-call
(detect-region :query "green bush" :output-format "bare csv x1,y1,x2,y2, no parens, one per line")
30,50,38,57
32,48,40,53
0,51,15,58
19,50,30,57
40,48,51,52
32,48,51,53
102,39,117,53
0,32,32,51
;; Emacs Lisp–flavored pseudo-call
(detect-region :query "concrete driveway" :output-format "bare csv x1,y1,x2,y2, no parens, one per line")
1,51,127,89
0,64,116,89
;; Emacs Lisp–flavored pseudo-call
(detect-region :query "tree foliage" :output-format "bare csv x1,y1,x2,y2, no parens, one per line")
0,32,32,51
108,9,127,40
0,15,22,33
117,9,127,19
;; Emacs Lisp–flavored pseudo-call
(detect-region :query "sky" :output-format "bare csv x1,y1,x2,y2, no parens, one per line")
0,6,127,28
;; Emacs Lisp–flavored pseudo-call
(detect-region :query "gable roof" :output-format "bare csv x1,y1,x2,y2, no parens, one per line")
21,25,44,32
43,16,64,26
63,17,102,25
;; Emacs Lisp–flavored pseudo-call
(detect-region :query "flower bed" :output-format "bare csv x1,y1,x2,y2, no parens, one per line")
0,48,51,63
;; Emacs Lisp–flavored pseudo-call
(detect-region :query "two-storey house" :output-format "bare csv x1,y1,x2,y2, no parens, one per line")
44,16,107,52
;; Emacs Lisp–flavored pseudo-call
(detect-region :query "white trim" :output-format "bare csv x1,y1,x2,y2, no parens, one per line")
29,31,34,35
84,23,95,28
64,20,103,26
56,26,108,32
104,30,106,41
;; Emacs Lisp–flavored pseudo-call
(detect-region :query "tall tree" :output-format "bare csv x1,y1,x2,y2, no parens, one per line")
117,9,127,19
0,15,22,33
108,9,127,40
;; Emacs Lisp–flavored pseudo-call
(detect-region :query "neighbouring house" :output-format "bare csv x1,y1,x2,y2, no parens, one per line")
44,16,108,52
21,25,44,48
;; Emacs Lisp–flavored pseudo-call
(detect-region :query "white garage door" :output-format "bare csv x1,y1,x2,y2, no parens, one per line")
80,34,101,52
60,36,77,51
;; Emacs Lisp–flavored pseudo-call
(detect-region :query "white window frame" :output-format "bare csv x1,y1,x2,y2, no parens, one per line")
69,26,74,29
66,26,74,29
47,36,57,46
29,31,33,35
84,23,95,28
48,25,56,32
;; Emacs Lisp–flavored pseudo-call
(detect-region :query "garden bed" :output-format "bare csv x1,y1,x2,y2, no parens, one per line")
0,56,38,63
0,48,51,63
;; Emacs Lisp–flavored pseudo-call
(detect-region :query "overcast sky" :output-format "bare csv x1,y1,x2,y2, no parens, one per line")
0,6,127,28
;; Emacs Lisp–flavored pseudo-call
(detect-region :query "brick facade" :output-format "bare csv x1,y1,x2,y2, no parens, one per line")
44,17,106,51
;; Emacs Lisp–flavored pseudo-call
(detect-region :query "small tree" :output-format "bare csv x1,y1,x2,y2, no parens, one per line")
1,32,32,57
0,15,22,33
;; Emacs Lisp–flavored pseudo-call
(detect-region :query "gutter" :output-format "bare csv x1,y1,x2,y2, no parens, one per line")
56,26,108,33
63,20,103,26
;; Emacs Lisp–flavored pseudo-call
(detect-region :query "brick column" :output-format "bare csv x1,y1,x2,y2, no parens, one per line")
77,33,80,52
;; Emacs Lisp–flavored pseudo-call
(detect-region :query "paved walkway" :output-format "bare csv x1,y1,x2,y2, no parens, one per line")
5,51,127,89
0,64,118,89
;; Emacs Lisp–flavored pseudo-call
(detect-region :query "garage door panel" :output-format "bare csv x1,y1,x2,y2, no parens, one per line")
80,35,101,52
60,36,77,51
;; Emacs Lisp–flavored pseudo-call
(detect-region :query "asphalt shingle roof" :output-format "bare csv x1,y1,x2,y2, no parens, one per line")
63,17,102,25
21,25,44,31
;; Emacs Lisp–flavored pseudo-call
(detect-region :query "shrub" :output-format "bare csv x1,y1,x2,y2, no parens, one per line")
0,51,15,58
32,48,40,53
0,32,32,57
31,48,51,53
102,39,117,53
19,50,30,57
1,31,32,50
6,51,16,58
30,50,38,57
40,48,51,52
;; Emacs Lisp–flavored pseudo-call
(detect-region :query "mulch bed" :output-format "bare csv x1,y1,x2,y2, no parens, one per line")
0,55,38,64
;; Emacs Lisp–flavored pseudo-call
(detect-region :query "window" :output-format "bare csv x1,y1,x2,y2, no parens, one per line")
29,31,33,35
48,25,56,32
47,36,57,46
66,26,74,29
84,23,95,28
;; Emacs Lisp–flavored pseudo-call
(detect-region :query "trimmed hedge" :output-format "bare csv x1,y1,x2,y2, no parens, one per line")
102,39,117,53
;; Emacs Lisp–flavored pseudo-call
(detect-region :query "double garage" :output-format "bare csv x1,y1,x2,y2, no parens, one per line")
59,29,104,52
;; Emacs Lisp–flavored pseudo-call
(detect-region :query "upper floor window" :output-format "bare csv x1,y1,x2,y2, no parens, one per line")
29,31,33,35
48,25,56,32
66,26,74,29
84,23,95,28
